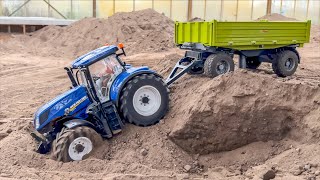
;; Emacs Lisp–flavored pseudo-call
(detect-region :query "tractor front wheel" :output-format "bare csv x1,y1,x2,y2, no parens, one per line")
120,74,169,126
52,126,102,162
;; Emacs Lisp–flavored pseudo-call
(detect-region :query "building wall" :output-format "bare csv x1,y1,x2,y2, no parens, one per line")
1,0,319,24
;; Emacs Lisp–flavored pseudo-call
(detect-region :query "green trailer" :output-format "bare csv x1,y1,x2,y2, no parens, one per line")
166,20,311,85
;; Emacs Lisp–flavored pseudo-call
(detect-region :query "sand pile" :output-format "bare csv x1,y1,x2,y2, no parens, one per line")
310,25,320,43
256,13,297,21
160,71,320,155
153,53,183,76
0,8,320,180
17,9,174,58
189,17,205,22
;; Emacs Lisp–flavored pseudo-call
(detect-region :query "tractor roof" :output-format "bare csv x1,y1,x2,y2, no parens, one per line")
71,45,118,68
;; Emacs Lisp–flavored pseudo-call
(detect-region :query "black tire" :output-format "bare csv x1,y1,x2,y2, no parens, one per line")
272,50,299,77
119,74,169,126
181,61,203,75
187,66,204,75
52,126,102,162
204,53,235,78
246,56,262,69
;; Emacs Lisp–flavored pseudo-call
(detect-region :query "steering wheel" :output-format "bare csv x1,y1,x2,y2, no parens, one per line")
92,75,100,82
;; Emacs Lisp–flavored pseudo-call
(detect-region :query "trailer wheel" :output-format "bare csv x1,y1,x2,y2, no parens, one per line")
52,126,102,162
181,61,203,75
246,57,261,69
204,53,234,77
272,50,298,77
188,65,204,75
120,74,169,126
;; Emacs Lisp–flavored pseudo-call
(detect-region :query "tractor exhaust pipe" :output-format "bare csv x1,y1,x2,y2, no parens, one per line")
64,67,78,87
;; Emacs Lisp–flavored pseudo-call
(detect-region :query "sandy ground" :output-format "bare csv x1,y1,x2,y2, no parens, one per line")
0,10,320,180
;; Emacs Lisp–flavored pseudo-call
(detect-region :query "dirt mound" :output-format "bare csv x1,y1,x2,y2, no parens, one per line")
15,9,174,58
310,25,320,43
256,13,297,21
0,8,320,179
153,53,183,76
189,17,205,22
165,71,320,154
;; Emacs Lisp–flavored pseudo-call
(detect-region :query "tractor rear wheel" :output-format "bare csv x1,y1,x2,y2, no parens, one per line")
204,53,234,78
246,56,262,69
120,74,169,126
52,126,102,162
272,50,299,77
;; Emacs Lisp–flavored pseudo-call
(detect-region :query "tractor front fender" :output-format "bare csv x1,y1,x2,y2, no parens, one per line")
63,119,96,130
109,67,163,107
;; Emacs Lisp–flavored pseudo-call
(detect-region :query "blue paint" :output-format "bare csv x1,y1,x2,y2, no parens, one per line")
109,66,154,103
71,45,118,68
34,85,91,131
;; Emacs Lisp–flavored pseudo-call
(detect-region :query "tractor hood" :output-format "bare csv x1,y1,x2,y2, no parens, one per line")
33,85,91,132
71,45,118,68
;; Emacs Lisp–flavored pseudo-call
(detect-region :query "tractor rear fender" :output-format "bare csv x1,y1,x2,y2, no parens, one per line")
109,68,163,107
63,119,97,131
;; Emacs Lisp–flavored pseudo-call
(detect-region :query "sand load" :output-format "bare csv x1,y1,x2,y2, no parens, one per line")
166,71,320,154
256,13,297,21
14,9,174,58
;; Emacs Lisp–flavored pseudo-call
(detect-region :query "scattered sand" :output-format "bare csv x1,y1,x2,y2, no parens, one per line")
0,9,320,179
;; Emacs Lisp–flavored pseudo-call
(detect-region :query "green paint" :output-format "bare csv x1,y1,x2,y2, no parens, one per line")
175,20,311,50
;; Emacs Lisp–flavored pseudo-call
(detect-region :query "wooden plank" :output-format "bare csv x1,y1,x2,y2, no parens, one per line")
113,0,115,15
306,0,310,19
133,0,135,11
70,0,73,19
236,0,239,21
293,0,297,17
170,0,172,18
22,25,26,34
203,0,207,20
187,0,192,20
48,0,50,17
204,0,207,20
267,0,272,15
251,0,254,20
8,25,11,33
220,0,224,21
93,0,96,17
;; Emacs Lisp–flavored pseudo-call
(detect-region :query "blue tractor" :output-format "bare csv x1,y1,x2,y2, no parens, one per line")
31,44,169,162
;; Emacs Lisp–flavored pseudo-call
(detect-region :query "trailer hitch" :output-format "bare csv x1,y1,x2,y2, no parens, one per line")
166,57,201,85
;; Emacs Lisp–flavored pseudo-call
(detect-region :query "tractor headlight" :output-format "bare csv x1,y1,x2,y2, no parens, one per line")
33,116,40,129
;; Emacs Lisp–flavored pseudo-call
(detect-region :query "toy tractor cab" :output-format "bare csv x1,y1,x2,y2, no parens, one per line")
32,44,169,162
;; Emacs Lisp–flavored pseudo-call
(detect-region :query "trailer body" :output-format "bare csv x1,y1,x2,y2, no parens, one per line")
165,20,311,84
175,20,311,50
